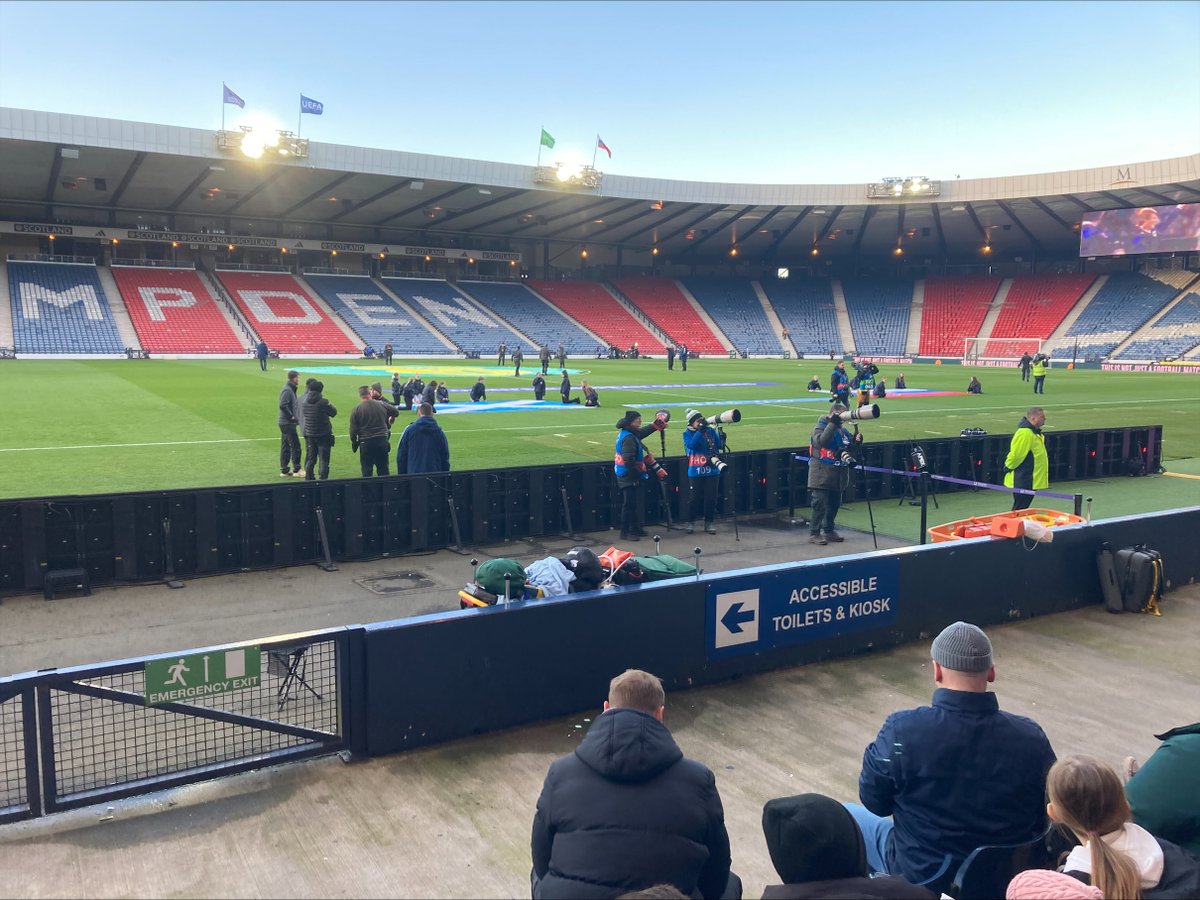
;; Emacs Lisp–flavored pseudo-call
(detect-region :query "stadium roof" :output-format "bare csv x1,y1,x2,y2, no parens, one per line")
2,108,1199,264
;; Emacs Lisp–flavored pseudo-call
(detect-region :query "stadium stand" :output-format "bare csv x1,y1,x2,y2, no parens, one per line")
7,260,126,354
1048,272,1181,359
525,280,665,354
984,274,1095,357
457,280,595,355
918,276,1001,357
611,276,726,355
758,277,842,356
111,265,244,353
383,277,535,355
302,274,449,355
678,277,780,355
216,272,358,354
1114,290,1200,360
839,278,913,355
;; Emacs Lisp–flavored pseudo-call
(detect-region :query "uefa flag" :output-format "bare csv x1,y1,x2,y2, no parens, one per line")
596,135,612,158
539,128,555,149
222,83,245,109
300,95,324,116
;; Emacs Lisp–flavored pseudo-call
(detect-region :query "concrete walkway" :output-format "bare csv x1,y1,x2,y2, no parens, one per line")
2,519,1197,899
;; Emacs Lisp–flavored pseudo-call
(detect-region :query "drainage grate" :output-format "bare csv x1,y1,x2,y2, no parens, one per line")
356,572,435,595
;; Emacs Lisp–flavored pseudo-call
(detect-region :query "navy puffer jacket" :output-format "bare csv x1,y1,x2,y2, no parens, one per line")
531,707,731,898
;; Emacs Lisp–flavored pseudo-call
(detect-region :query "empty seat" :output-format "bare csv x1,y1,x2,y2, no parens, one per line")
112,266,243,353
679,277,779,355
841,278,913,356
8,261,125,354
526,281,665,354
383,277,535,356
985,274,1094,357
613,277,726,355
303,274,448,354
459,280,595,355
918,276,1000,357
760,278,841,356
216,272,358,354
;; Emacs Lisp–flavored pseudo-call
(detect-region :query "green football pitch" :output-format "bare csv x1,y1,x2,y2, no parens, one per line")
2,357,1198,504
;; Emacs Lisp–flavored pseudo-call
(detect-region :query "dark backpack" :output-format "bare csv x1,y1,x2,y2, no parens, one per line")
562,547,605,592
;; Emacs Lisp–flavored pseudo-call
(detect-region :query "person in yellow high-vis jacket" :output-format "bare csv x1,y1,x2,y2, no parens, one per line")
1004,407,1048,510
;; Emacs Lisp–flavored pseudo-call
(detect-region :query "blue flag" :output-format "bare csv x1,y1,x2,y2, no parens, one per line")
300,95,324,116
222,83,245,109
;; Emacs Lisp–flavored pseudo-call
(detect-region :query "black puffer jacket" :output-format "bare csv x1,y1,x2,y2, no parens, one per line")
301,391,337,438
531,707,731,899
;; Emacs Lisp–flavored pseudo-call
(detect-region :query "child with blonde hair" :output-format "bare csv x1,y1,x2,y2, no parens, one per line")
1047,755,1200,899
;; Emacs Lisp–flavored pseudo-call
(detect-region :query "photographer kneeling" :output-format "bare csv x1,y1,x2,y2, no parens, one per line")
807,401,862,545
683,409,725,535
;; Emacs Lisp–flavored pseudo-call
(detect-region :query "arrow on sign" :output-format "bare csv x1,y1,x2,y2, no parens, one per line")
721,601,755,634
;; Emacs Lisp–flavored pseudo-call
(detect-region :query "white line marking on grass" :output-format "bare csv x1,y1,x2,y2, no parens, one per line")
586,440,600,445
554,434,570,438
0,437,273,453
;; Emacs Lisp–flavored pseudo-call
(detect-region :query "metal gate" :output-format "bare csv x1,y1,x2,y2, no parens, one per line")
0,627,357,818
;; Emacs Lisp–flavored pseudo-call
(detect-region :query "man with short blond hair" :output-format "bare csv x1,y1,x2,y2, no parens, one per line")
531,669,738,899
607,667,666,715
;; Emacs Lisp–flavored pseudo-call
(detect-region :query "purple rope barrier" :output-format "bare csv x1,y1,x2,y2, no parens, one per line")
794,455,1078,499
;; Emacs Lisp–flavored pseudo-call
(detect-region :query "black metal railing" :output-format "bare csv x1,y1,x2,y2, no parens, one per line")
0,629,352,818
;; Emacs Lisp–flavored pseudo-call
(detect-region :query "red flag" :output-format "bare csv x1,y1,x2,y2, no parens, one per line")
596,135,612,158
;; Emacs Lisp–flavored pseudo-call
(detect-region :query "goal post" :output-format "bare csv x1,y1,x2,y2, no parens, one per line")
962,337,1043,363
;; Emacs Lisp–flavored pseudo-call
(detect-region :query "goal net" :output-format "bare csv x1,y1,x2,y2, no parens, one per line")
962,337,1043,363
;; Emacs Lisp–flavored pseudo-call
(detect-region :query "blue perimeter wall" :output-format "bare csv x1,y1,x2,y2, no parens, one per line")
362,507,1200,757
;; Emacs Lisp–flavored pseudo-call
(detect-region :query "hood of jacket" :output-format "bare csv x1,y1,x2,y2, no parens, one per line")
1064,822,1164,889
574,707,683,784
408,415,442,433
303,390,323,406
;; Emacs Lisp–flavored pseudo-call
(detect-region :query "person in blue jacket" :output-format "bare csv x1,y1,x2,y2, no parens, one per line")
683,409,725,535
396,403,450,475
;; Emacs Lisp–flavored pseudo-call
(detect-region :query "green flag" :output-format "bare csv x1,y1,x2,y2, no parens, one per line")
540,128,555,149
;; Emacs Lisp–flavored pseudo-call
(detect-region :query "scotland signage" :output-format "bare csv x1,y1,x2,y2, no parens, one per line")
707,557,899,659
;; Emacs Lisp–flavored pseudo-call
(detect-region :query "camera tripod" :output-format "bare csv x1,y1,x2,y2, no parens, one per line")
900,443,939,509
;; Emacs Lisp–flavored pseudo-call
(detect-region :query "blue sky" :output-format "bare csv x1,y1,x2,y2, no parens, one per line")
1,0,1198,184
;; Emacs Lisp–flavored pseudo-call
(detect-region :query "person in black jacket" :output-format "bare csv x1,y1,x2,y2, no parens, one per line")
470,378,486,402
560,370,580,404
301,380,337,481
531,669,738,900
422,379,439,411
277,370,303,477
532,372,546,401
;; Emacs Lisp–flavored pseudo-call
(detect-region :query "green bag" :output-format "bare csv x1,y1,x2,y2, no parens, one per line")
631,554,698,582
476,558,527,597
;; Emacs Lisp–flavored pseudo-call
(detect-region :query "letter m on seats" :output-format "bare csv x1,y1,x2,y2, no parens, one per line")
21,285,105,320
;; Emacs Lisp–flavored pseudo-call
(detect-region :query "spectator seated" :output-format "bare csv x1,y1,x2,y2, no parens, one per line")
614,276,726,355
8,261,125,354
681,276,781,355
760,277,842,356
458,280,593,355
217,271,358,354
302,274,448,355
841,278,913,356
526,280,664,354
111,265,243,353
383,277,535,357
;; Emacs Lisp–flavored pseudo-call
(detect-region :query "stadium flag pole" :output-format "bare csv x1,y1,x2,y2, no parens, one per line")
221,85,225,132
537,126,543,167
297,97,302,138
591,134,598,169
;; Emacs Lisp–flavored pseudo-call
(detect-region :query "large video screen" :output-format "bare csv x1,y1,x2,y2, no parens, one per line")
1079,203,1200,257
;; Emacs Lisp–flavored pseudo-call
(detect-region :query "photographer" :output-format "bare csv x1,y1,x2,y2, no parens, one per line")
683,409,724,535
854,360,878,408
807,401,862,545
614,410,668,542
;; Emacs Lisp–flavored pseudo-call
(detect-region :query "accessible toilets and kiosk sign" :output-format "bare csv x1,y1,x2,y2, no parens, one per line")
706,558,898,659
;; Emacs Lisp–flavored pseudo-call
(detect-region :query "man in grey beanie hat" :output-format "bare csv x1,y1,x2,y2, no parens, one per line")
844,621,1056,894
